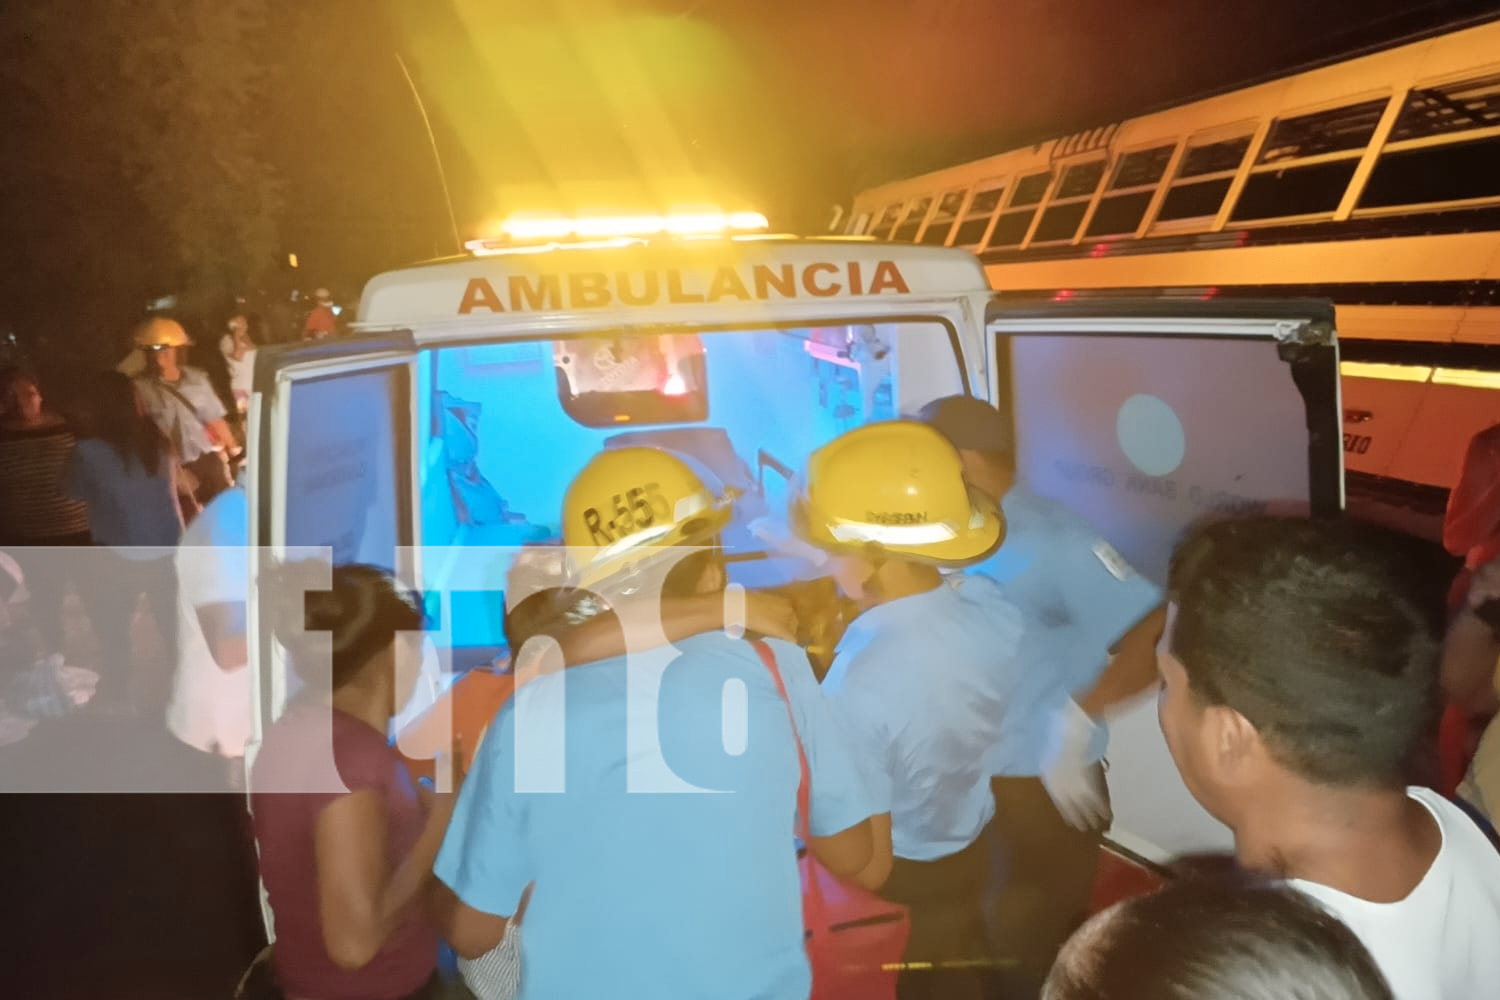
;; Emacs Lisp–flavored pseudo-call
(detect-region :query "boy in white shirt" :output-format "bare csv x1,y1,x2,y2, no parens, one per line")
1156,515,1500,1000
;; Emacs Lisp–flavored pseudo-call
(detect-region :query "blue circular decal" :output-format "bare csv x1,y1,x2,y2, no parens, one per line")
1117,394,1185,477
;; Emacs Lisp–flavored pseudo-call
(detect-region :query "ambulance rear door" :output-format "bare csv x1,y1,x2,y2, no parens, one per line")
243,332,421,773
987,298,1342,862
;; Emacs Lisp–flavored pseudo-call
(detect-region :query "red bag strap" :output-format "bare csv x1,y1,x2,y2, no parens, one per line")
748,639,829,921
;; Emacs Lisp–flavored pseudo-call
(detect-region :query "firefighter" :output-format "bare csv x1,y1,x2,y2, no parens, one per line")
791,419,1020,999
131,317,238,510
433,447,881,1000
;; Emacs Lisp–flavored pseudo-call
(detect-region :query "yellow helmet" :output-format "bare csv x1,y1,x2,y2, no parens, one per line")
562,447,735,590
791,421,1004,566
132,316,193,349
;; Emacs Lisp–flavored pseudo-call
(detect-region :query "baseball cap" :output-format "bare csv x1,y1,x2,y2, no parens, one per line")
914,394,1014,455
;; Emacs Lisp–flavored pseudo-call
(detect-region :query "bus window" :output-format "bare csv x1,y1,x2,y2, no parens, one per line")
989,170,1052,247
871,203,904,240
1087,144,1175,238
893,197,933,242
953,182,1006,247
1153,134,1252,226
1033,160,1107,243
920,189,967,246
1231,98,1390,222
1359,72,1500,211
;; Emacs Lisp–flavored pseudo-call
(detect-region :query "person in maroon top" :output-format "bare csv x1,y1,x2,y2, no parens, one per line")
251,563,463,1000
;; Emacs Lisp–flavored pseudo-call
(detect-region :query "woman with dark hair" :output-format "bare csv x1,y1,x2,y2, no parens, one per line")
250,562,462,1000
64,370,185,711
0,365,91,661
1043,877,1395,1000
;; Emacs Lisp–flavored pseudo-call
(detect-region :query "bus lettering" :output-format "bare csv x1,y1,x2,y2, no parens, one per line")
1343,433,1372,455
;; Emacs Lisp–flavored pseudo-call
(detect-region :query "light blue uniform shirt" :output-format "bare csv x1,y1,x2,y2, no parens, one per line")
972,486,1163,777
821,575,1025,862
434,633,875,1000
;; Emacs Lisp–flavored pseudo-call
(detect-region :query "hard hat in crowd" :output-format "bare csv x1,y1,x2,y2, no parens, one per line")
791,420,1004,566
132,316,193,349
562,447,736,591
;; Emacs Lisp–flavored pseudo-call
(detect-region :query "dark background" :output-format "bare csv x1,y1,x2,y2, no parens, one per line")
3,0,1498,365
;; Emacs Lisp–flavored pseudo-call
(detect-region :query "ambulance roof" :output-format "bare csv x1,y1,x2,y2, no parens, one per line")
355,236,990,334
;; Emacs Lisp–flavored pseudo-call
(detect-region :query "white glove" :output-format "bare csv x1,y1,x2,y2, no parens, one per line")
1040,697,1112,832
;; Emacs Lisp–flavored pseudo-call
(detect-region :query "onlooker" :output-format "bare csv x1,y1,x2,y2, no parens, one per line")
251,562,456,1000
1043,877,1394,1000
218,313,257,424
0,366,91,659
435,447,879,1000
304,287,338,340
1450,553,1500,842
168,480,250,785
63,371,185,712
131,316,237,511
1158,515,1500,999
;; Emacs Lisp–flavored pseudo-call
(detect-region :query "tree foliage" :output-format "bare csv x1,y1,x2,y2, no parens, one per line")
0,0,280,364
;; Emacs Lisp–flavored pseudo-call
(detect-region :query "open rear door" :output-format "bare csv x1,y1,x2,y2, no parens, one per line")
987,299,1342,862
242,333,420,938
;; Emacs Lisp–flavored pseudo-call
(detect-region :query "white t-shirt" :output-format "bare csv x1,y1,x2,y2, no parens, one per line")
1291,786,1500,1000
219,337,256,413
167,484,251,757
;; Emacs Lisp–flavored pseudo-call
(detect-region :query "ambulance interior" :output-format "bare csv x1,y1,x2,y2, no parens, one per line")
412,320,965,653
276,300,1340,861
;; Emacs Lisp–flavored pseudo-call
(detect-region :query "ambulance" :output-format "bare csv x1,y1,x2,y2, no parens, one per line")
242,213,1343,928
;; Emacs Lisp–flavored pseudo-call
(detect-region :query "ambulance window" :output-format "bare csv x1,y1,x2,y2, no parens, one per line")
554,333,708,427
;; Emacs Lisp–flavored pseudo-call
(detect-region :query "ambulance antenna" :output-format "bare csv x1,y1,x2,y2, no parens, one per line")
395,52,463,256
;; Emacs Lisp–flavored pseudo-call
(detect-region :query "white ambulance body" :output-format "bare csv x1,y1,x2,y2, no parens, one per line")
244,232,1343,886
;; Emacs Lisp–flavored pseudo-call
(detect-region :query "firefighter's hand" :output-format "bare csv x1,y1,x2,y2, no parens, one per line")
738,589,800,644
1040,698,1112,832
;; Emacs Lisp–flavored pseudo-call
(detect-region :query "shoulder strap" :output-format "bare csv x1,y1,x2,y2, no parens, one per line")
749,639,811,845
511,880,536,928
149,377,207,423
750,638,831,929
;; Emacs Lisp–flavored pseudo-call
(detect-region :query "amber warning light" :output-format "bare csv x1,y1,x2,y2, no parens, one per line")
465,211,771,253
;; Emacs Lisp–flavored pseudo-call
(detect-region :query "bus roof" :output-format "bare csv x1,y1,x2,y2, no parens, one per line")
355,236,990,332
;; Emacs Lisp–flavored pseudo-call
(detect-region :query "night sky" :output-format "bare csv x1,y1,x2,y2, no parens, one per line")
4,0,1499,357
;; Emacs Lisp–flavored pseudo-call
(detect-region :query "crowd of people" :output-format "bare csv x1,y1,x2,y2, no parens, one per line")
7,317,1500,998
239,400,1500,1000
0,290,346,758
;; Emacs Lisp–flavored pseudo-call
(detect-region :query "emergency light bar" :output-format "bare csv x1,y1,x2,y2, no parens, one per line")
465,211,770,253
